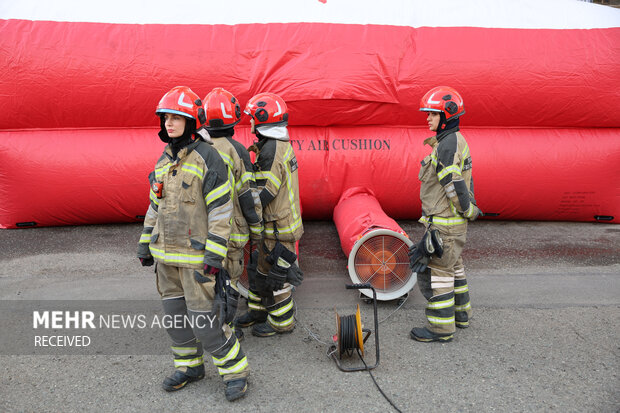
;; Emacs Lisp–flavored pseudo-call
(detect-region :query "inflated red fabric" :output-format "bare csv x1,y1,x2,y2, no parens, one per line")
333,187,408,257
1,126,618,228
1,20,619,129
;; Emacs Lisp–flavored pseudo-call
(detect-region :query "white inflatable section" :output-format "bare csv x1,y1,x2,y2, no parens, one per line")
1,0,619,28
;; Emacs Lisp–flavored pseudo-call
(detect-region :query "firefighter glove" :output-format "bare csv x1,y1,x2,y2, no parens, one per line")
265,241,297,266
194,263,221,284
254,273,269,296
247,249,259,291
408,244,430,274
224,285,240,326
204,264,220,276
266,260,288,291
465,204,481,222
408,230,443,273
287,264,304,287
211,268,235,328
139,257,154,267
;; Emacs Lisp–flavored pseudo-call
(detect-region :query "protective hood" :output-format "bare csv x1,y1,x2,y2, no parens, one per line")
195,127,213,144
207,126,235,138
256,124,289,141
158,116,197,144
437,113,460,134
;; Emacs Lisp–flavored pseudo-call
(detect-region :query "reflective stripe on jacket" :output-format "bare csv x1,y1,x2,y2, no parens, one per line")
138,139,233,269
418,127,475,228
254,137,303,242
212,136,263,248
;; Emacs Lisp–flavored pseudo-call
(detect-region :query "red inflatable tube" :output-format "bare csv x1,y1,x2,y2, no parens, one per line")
333,187,414,300
1,19,619,129
333,187,410,257
1,126,618,228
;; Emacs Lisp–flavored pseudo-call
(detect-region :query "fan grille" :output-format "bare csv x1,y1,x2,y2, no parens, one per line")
352,233,411,294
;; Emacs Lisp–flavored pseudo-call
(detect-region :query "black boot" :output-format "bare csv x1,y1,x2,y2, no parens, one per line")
251,321,295,337
234,311,266,328
162,364,205,392
455,312,469,329
224,378,248,401
410,327,453,343
251,321,277,337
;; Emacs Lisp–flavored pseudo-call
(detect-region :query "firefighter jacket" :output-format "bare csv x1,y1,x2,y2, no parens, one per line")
211,135,263,248
254,135,303,242
137,139,233,269
418,127,477,228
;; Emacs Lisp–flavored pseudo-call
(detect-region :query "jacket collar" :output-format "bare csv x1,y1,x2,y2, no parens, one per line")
436,126,460,142
165,139,201,162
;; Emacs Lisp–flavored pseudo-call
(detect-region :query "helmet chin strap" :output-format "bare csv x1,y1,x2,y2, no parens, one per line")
437,113,460,134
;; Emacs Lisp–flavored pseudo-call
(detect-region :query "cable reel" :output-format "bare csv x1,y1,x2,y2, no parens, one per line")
329,283,380,372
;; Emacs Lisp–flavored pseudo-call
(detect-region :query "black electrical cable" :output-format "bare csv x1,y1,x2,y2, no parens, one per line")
339,314,357,356
338,314,403,413
358,348,403,413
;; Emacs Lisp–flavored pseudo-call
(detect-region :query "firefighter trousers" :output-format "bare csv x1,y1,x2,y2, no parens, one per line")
416,225,472,335
156,262,249,382
250,238,297,332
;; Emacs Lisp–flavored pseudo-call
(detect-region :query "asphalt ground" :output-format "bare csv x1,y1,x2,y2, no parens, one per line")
0,220,619,412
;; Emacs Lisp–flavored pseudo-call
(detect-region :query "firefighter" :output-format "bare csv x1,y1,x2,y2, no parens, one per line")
234,92,304,337
201,87,263,340
137,86,249,401
409,86,479,343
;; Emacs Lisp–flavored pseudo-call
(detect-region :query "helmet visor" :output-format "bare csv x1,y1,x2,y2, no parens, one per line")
156,108,196,119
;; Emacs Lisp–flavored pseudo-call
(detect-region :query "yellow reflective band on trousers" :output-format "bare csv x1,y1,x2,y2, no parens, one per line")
174,355,204,368
427,315,455,325
419,215,467,226
247,290,261,302
212,339,240,367
149,246,204,265
248,301,266,311
268,313,294,328
455,284,469,294
269,299,294,317
206,239,227,258
171,346,199,356
217,357,249,376
455,302,471,312
426,297,455,310
181,162,205,180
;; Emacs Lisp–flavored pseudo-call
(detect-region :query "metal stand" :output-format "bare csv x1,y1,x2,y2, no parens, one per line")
329,283,380,372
